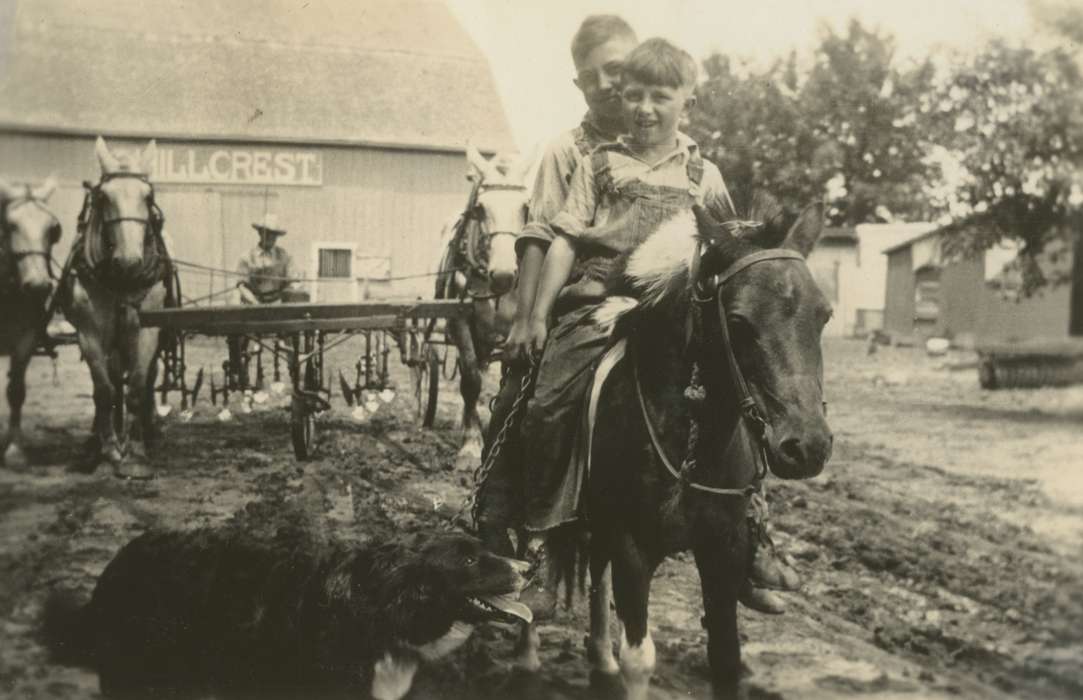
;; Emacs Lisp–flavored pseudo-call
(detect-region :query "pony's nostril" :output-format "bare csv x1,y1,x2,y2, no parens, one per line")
779,437,804,465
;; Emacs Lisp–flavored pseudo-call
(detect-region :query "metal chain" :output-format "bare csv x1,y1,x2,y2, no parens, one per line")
449,358,536,532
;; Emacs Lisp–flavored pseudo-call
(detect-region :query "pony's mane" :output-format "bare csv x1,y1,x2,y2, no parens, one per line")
592,194,784,332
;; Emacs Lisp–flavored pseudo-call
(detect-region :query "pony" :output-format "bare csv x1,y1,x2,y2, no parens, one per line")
527,195,833,699
63,137,171,479
1,177,62,469
434,144,533,470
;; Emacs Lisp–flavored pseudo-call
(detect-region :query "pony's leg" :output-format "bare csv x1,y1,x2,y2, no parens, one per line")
612,540,656,700
693,535,747,700
587,555,620,687
448,317,483,471
3,328,38,469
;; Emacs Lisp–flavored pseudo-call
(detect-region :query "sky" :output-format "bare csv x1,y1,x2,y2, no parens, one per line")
446,0,1035,150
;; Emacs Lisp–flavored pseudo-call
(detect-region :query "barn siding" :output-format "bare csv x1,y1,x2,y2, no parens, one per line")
1,132,474,300
883,248,915,337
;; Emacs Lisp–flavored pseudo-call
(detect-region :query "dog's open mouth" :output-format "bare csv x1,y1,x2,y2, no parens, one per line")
468,594,533,624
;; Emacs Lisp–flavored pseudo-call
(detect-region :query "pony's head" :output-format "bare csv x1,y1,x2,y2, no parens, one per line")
0,176,61,301
619,193,833,479
464,143,532,296
89,137,160,276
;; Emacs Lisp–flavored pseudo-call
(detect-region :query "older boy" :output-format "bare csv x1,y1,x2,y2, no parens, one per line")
474,15,637,600
522,38,799,613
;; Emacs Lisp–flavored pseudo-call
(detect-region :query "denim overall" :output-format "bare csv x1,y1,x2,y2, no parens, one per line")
521,148,705,532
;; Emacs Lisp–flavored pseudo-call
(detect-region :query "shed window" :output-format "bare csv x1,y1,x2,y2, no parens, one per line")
318,248,352,279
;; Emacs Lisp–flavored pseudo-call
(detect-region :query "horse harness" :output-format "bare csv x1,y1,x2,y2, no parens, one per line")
634,247,806,498
71,172,171,303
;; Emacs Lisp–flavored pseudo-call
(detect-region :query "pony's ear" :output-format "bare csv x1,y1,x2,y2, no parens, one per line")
95,136,120,174
692,204,734,243
140,140,158,178
781,201,825,258
465,142,493,182
737,191,788,248
32,175,58,201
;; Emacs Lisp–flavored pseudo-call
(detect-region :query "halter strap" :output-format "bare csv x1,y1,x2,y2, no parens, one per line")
702,249,805,291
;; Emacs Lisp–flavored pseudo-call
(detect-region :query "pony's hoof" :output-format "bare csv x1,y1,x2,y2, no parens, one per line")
114,458,156,480
589,669,623,698
3,443,29,471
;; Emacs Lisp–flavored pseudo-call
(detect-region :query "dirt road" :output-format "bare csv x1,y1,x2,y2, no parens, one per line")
1,337,1081,699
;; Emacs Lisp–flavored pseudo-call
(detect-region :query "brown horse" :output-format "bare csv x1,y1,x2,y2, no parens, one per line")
536,196,832,699
1,177,61,469
63,137,170,479
435,145,533,470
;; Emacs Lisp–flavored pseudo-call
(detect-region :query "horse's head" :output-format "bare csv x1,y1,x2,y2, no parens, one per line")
0,177,61,301
464,143,532,296
89,137,161,276
692,195,833,479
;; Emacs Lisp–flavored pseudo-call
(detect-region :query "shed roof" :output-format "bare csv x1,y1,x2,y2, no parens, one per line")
0,0,516,153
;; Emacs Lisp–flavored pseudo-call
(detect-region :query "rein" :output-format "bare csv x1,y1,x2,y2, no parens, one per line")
634,248,805,497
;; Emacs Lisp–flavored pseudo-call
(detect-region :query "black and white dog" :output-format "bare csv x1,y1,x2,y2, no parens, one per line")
45,528,532,699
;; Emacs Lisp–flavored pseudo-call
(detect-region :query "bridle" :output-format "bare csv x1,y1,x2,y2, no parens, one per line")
635,246,806,497
84,172,163,233
459,181,526,293
1,187,61,280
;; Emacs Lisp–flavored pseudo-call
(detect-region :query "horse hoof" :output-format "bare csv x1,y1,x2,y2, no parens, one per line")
114,459,156,480
3,443,29,471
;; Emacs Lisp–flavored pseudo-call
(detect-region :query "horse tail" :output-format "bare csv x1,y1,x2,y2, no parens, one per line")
546,523,590,608
41,589,94,667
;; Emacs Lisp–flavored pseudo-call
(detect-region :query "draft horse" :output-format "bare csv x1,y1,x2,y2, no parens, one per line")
434,144,533,470
1,177,62,469
547,195,833,699
63,137,172,479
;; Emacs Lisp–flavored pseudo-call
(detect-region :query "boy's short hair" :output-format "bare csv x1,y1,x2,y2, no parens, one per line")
622,37,698,89
570,15,637,68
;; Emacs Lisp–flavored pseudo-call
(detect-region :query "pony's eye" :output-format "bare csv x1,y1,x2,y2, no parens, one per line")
463,556,478,567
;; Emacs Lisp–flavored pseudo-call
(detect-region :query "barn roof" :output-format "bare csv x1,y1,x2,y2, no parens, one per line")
0,0,515,153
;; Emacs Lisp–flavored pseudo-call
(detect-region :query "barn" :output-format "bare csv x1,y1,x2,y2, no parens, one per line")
881,226,1083,346
0,0,516,303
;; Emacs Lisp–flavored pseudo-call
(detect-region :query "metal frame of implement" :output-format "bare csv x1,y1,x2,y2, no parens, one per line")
140,300,469,460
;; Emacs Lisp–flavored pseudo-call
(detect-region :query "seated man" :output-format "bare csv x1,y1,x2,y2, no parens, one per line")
238,213,294,304
228,213,295,388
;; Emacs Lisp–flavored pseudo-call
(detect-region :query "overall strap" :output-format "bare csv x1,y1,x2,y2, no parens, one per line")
686,150,704,187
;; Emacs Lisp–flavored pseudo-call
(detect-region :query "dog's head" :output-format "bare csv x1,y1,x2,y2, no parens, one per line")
359,533,532,651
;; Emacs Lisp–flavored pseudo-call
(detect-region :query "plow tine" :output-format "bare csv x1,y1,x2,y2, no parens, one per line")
210,375,219,406
191,368,205,406
339,370,355,406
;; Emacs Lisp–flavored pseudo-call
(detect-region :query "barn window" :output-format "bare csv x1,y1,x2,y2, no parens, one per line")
318,248,353,279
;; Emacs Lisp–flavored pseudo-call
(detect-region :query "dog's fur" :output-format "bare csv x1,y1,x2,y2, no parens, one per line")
44,528,530,699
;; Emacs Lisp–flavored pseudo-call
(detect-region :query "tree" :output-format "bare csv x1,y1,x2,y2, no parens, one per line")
928,39,1083,293
689,19,937,226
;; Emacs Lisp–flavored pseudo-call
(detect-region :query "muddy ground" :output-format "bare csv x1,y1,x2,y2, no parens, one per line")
1,335,1081,699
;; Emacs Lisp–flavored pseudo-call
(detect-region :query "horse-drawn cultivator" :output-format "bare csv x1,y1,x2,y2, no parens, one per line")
141,295,468,460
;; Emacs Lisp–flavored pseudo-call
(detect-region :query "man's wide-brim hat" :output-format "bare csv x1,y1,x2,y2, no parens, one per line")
252,213,287,236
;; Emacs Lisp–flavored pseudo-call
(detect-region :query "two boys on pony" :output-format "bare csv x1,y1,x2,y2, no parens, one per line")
477,20,800,617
